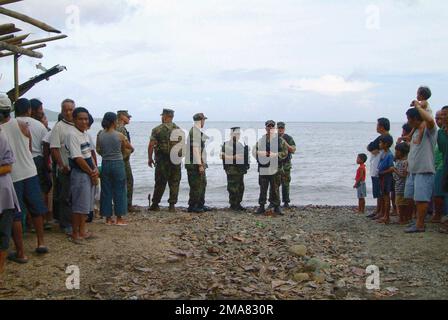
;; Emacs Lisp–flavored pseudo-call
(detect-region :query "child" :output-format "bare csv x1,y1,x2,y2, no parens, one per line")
393,142,411,224
0,127,21,283
354,153,368,214
377,135,395,224
408,86,432,145
366,142,382,218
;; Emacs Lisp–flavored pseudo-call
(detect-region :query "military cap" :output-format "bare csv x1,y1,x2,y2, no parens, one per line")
265,120,276,127
277,122,286,128
0,95,12,112
117,110,132,118
161,108,175,116
193,113,208,121
230,127,241,132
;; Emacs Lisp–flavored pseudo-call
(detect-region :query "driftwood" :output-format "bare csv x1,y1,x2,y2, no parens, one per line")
0,40,42,58
0,6,61,33
0,0,23,5
0,23,21,36
0,43,45,57
19,34,67,47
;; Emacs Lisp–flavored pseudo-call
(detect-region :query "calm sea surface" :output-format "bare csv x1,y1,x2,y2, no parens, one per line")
54,121,403,207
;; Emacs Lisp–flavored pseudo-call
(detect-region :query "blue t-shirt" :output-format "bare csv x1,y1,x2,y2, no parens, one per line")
378,150,394,174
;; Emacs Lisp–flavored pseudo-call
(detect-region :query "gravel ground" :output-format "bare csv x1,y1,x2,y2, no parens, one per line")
1,205,447,300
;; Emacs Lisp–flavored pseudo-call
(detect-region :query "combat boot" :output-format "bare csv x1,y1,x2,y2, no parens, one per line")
169,204,176,213
256,205,266,215
149,204,160,212
274,206,284,216
283,203,291,209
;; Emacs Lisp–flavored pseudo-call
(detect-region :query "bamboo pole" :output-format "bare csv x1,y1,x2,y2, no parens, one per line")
0,7,61,33
0,43,45,57
0,0,23,5
19,34,67,47
0,41,43,58
14,53,19,101
4,33,29,44
0,23,21,36
0,34,14,41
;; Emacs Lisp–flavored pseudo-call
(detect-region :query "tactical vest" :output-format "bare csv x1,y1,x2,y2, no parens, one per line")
156,123,181,157
222,140,250,173
257,135,284,169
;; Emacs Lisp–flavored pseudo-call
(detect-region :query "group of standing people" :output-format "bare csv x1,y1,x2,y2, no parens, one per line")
147,110,297,215
0,94,137,279
354,86,448,234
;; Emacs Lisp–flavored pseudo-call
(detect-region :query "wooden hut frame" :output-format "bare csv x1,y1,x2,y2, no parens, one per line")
0,0,68,102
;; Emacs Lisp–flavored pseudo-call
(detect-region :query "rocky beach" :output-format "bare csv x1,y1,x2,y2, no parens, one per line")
1,206,447,300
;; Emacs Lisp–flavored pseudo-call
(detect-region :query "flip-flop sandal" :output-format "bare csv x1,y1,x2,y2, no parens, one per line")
7,252,28,264
68,237,85,245
115,222,128,226
35,246,49,254
105,221,115,226
82,233,98,240
439,227,448,234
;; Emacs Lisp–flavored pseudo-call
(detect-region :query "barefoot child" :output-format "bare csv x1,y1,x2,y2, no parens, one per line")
408,86,432,145
393,143,411,224
354,154,368,214
366,142,382,218
377,135,394,224
0,126,20,282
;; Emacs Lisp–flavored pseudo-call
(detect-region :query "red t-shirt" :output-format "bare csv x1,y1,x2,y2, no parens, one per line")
355,163,366,183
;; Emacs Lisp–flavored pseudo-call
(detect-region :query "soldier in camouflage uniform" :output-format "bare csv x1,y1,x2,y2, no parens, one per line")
185,113,209,213
221,127,249,211
148,109,185,212
116,110,135,211
277,122,297,208
253,120,288,215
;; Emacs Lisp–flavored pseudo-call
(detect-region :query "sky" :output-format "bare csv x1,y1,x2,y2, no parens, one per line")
0,0,447,122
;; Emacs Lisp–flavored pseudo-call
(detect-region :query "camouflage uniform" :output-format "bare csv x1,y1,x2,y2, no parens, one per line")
185,126,208,209
150,122,184,205
254,134,288,207
221,140,249,208
279,133,296,205
116,123,134,208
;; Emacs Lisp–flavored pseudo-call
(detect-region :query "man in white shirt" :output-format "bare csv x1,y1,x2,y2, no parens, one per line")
14,99,52,200
49,99,75,234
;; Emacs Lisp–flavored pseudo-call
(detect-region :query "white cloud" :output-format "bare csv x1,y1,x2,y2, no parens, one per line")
288,75,376,96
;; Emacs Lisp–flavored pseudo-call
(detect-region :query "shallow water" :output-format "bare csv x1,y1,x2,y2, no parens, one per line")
60,121,403,207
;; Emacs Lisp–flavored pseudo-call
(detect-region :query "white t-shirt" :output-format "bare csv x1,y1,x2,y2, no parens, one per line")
49,120,75,167
18,116,48,158
65,128,93,161
370,151,382,178
43,130,51,144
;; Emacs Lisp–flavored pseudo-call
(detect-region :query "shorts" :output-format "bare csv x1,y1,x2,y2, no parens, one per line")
70,168,95,215
357,182,367,199
33,156,52,194
433,169,447,198
372,177,381,199
13,175,48,222
395,194,410,206
380,174,393,195
404,173,435,203
0,209,14,251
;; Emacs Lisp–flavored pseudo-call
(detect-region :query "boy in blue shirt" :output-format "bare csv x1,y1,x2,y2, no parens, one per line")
377,135,395,224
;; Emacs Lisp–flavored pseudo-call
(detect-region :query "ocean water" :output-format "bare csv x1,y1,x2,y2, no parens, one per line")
66,121,404,207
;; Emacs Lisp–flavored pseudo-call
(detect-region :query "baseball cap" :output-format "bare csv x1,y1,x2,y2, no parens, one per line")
265,120,276,127
193,113,208,121
161,108,175,116
277,122,286,128
0,94,12,112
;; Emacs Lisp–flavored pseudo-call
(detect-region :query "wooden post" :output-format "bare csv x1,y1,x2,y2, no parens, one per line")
13,53,19,102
